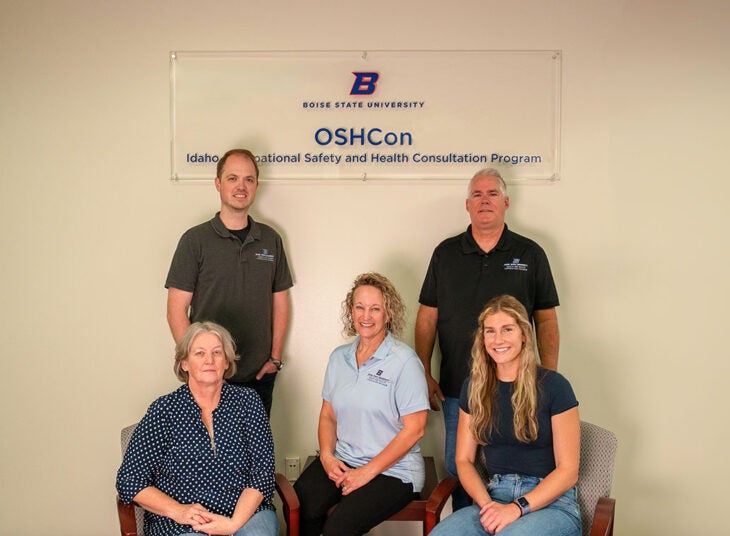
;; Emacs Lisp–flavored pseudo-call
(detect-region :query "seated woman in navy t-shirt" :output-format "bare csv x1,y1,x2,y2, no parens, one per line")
431,295,581,536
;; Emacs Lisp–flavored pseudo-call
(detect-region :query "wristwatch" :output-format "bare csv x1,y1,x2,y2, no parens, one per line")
513,496,530,516
269,357,284,371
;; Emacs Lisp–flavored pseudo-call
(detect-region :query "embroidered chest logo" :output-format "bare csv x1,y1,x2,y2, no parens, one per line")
367,369,392,387
503,258,528,272
255,248,275,262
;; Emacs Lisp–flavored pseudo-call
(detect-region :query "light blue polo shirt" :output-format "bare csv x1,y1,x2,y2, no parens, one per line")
322,332,430,491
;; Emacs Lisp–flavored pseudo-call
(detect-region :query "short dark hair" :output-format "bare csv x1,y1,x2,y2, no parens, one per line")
216,148,259,181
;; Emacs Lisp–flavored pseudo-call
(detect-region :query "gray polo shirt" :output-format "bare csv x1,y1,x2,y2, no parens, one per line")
166,213,293,382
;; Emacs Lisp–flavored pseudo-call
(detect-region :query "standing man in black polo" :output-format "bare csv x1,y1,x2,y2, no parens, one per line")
415,168,559,509
165,148,293,416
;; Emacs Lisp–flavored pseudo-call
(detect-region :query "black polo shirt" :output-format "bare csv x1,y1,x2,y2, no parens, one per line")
419,224,559,397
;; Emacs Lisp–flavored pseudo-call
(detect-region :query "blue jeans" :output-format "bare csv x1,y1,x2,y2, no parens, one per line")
443,396,471,510
178,508,278,536
430,474,581,536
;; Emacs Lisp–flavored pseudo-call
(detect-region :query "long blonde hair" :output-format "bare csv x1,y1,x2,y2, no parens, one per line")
467,295,538,444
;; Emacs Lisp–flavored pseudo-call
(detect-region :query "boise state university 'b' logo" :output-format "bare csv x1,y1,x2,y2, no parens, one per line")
350,72,380,95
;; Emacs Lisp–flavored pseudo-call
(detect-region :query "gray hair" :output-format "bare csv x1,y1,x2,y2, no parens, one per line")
173,321,239,382
467,168,507,196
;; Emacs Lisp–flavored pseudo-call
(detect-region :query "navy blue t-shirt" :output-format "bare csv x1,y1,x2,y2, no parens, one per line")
459,368,578,478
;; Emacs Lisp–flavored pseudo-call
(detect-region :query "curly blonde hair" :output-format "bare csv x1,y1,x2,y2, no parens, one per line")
340,272,406,338
467,295,538,444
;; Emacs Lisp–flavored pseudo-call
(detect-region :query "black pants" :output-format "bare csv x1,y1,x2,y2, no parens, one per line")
231,372,276,417
294,457,416,536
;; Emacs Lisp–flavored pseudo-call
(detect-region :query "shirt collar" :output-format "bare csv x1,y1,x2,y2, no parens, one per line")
210,212,261,241
179,382,230,412
346,332,394,368
180,383,196,406
461,223,510,254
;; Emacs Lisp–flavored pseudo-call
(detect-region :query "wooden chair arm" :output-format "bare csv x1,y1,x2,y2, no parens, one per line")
589,496,615,536
275,472,300,536
424,476,460,534
116,496,138,536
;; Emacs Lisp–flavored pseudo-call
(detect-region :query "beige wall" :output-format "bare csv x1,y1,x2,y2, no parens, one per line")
2,1,728,534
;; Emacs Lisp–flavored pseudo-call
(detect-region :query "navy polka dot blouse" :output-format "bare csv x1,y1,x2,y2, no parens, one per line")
116,384,275,536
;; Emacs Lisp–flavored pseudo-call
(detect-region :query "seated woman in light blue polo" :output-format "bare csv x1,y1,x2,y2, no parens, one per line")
294,272,430,536
431,295,581,536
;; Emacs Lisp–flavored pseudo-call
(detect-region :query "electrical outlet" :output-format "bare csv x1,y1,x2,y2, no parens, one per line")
285,456,300,481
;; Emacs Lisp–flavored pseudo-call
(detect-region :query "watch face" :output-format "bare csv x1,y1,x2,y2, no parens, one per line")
515,496,530,514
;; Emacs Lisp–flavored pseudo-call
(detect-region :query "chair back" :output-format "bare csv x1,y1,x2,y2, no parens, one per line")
578,421,617,536
121,423,145,536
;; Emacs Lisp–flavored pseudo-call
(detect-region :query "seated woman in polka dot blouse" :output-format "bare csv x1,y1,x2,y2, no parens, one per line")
116,321,278,536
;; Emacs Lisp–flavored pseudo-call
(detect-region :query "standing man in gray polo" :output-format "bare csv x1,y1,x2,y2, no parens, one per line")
165,148,293,416
415,168,560,509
